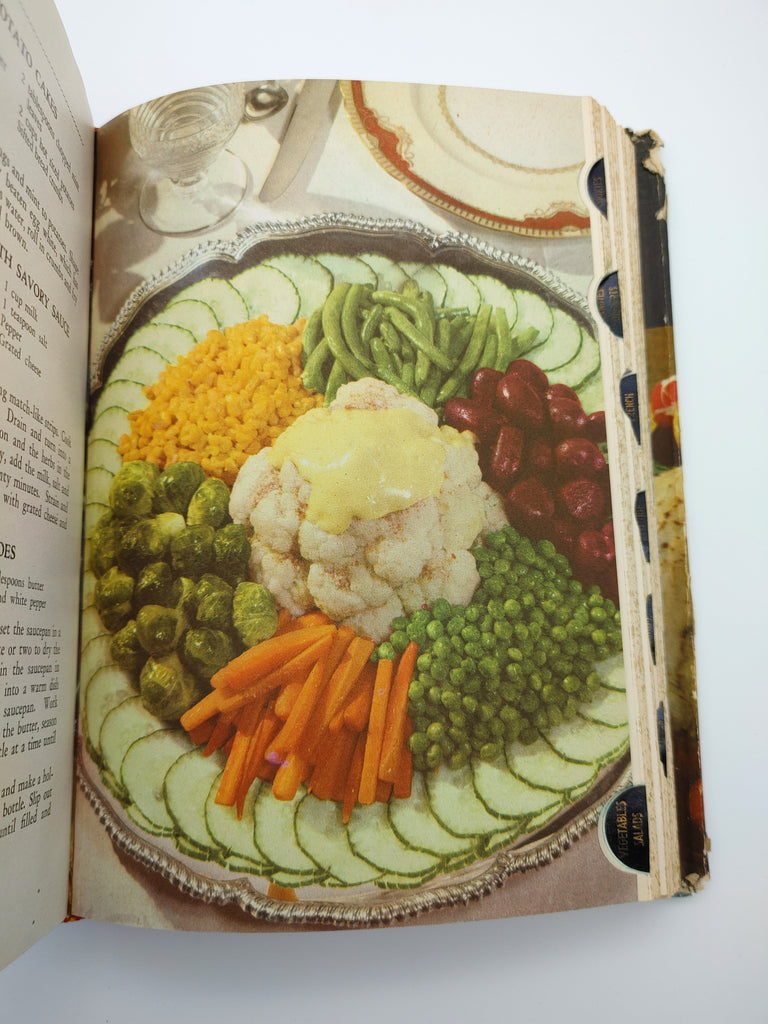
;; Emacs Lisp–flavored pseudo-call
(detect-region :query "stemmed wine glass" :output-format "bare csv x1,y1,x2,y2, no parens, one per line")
128,83,248,235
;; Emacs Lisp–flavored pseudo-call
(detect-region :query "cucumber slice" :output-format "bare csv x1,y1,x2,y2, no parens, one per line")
426,764,515,838
252,784,320,878
98,695,162,787
388,773,476,859
79,629,112,694
357,253,410,292
89,405,131,448
126,802,174,838
106,346,169,388
205,776,274,872
93,379,147,420
511,290,554,349
83,502,110,541
295,794,383,886
80,569,97,613
593,653,626,692
164,748,222,853
546,719,629,767
262,254,333,320
472,755,561,819
167,277,249,328
82,663,136,756
152,298,219,342
87,438,122,476
80,604,109,649
347,801,441,877
374,866,442,889
526,307,583,372
507,737,599,794
579,686,629,728
122,323,197,366
469,274,519,328
231,264,301,323
120,729,193,834
85,466,115,508
481,817,534,856
314,252,378,288
400,263,447,306
552,328,601,390
575,368,605,416
434,264,481,312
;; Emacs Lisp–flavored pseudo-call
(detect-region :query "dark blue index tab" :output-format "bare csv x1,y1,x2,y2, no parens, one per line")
619,372,641,444
596,271,623,337
599,785,651,875
634,491,650,561
587,159,608,216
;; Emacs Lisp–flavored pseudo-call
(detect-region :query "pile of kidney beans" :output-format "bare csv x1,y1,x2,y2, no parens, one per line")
444,359,619,605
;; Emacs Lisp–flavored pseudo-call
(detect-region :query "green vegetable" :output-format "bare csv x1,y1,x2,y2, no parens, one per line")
94,565,135,611
139,653,204,721
193,574,234,631
117,513,185,574
134,561,175,608
110,620,147,675
377,524,623,774
89,514,122,577
135,604,186,657
108,461,159,520
213,523,250,586
170,524,216,579
153,461,206,515
232,581,278,648
186,477,232,529
182,627,238,681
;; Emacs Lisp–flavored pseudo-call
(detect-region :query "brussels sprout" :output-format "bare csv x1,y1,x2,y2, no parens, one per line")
182,627,238,682
139,653,204,721
213,523,251,586
134,561,175,608
186,477,231,529
170,524,215,579
110,620,147,675
118,513,186,575
99,601,134,633
135,603,185,656
109,461,159,520
193,574,234,631
232,581,278,648
89,513,122,577
94,564,135,613
170,576,197,620
153,461,207,515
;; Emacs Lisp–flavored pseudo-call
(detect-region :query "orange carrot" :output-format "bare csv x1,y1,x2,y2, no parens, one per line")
308,726,357,802
267,882,298,902
268,654,329,757
210,624,336,691
392,743,413,801
186,719,215,748
339,661,376,733
301,636,375,757
273,677,306,719
214,699,265,807
202,710,237,757
271,750,310,802
342,730,368,824
357,658,394,805
277,610,333,632
274,608,293,634
378,641,418,782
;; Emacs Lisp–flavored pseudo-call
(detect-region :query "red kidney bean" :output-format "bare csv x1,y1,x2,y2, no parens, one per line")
443,396,500,442
495,374,546,431
489,425,524,490
586,410,607,444
503,359,550,395
505,478,555,538
470,366,503,404
558,478,605,526
524,438,554,478
546,397,589,439
545,382,581,406
554,437,607,478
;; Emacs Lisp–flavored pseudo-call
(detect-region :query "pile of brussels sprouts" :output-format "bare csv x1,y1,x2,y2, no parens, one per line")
89,460,277,722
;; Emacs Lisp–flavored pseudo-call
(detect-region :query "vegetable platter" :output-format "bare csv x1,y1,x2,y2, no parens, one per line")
78,215,631,925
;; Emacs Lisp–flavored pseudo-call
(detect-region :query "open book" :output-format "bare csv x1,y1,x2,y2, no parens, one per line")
0,0,707,970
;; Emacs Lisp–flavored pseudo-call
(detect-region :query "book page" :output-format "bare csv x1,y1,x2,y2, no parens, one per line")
0,0,93,969
70,80,665,930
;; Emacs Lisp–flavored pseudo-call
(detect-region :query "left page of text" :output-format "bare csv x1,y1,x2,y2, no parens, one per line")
0,0,93,970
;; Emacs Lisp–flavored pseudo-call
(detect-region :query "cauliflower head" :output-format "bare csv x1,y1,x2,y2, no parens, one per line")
229,379,506,640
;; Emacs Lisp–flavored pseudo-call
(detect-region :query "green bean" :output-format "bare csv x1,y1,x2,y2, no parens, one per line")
480,324,498,371
321,282,370,380
370,334,397,376
301,336,331,392
341,282,375,371
301,306,324,360
386,307,454,372
493,306,513,371
360,303,384,348
435,304,493,404
324,358,349,405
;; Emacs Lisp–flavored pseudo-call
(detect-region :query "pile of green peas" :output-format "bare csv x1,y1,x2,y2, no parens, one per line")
374,524,622,774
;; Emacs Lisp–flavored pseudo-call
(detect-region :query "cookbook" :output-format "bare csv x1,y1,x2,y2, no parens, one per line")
0,0,707,970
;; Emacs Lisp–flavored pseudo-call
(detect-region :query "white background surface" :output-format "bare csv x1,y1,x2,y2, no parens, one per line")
2,0,766,1019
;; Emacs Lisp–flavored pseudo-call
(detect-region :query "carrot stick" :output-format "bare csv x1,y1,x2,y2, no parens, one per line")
342,730,367,824
308,726,357,802
301,636,375,757
271,750,310,802
242,706,282,782
186,719,215,748
274,608,293,634
357,658,394,805
277,610,333,632
267,882,298,902
273,678,305,720
375,779,393,803
339,661,376,733
180,688,226,733
210,624,336,691
202,710,237,757
214,699,265,807
378,641,418,782
268,654,329,757
392,743,413,801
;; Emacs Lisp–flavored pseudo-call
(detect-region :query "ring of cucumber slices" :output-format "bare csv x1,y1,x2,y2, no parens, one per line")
80,218,628,919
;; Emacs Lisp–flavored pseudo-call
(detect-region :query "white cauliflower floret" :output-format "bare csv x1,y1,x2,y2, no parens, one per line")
231,378,509,641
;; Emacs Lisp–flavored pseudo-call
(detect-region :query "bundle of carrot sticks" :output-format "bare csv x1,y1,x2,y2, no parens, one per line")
180,611,416,823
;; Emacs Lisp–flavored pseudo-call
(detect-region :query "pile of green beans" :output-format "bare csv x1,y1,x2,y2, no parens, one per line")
373,525,623,774
301,280,531,409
